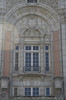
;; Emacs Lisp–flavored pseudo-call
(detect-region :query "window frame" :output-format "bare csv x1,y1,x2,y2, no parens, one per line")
24,45,40,71
14,45,20,71
25,87,39,96
44,45,50,72
45,87,51,96
14,87,18,97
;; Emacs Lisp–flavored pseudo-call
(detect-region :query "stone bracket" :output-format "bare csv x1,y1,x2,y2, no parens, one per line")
0,76,10,89
53,77,63,89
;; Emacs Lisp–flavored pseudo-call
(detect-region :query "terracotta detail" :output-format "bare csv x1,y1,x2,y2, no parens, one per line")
53,31,61,77
3,31,11,76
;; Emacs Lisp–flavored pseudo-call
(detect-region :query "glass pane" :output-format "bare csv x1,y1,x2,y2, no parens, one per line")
15,53,19,71
15,46,19,50
45,52,49,71
27,0,37,3
33,88,39,96
46,88,50,96
25,88,31,96
33,0,37,3
33,53,39,71
33,46,39,50
14,88,17,96
25,46,31,50
25,53,31,71
45,46,49,50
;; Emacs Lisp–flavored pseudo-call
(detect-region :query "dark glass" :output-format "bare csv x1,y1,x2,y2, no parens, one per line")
33,46,39,50
15,53,19,71
45,46,49,50
26,46,31,50
46,88,50,96
14,88,17,96
27,0,37,3
25,88,31,96
15,46,19,50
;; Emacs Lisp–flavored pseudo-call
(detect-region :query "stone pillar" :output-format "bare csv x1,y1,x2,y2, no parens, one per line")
40,76,44,96
20,37,24,73
40,37,44,73
61,24,66,100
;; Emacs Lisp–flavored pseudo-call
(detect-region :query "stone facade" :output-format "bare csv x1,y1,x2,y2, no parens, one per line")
0,0,66,100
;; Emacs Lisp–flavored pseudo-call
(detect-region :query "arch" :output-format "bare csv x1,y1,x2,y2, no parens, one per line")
5,3,60,31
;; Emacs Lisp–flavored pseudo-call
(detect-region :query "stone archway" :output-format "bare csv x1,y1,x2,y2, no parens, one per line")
3,3,62,86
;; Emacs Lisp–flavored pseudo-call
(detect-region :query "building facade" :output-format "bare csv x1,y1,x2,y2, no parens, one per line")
0,0,66,100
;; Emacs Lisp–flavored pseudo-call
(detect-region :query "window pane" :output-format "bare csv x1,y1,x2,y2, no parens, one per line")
46,88,50,96
27,0,37,3
45,52,49,71
14,88,17,96
25,53,31,71
15,46,19,50
15,53,19,71
33,46,39,50
45,46,49,50
33,88,39,96
25,46,31,50
25,88,31,96
33,53,39,71
33,0,37,3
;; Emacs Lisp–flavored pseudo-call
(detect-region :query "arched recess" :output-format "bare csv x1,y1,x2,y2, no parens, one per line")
3,3,62,78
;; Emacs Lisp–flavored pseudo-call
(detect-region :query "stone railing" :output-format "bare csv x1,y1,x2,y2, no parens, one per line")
23,66,41,73
11,96,56,100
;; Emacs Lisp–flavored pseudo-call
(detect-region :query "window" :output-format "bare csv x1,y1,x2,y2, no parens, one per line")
14,45,20,71
33,88,39,96
15,46,19,50
25,87,39,96
15,52,19,71
45,46,50,72
25,88,31,96
45,88,50,96
27,0,37,3
14,88,18,96
24,46,39,71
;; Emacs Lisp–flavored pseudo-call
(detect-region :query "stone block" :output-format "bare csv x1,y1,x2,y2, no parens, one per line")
1,77,9,89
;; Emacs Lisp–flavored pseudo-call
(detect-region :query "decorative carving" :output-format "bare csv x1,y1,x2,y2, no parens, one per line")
7,6,59,31
15,15,49,34
23,28,41,37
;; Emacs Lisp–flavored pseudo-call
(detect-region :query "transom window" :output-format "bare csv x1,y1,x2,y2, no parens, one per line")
15,46,19,50
24,46,39,71
27,0,37,3
25,87,39,96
